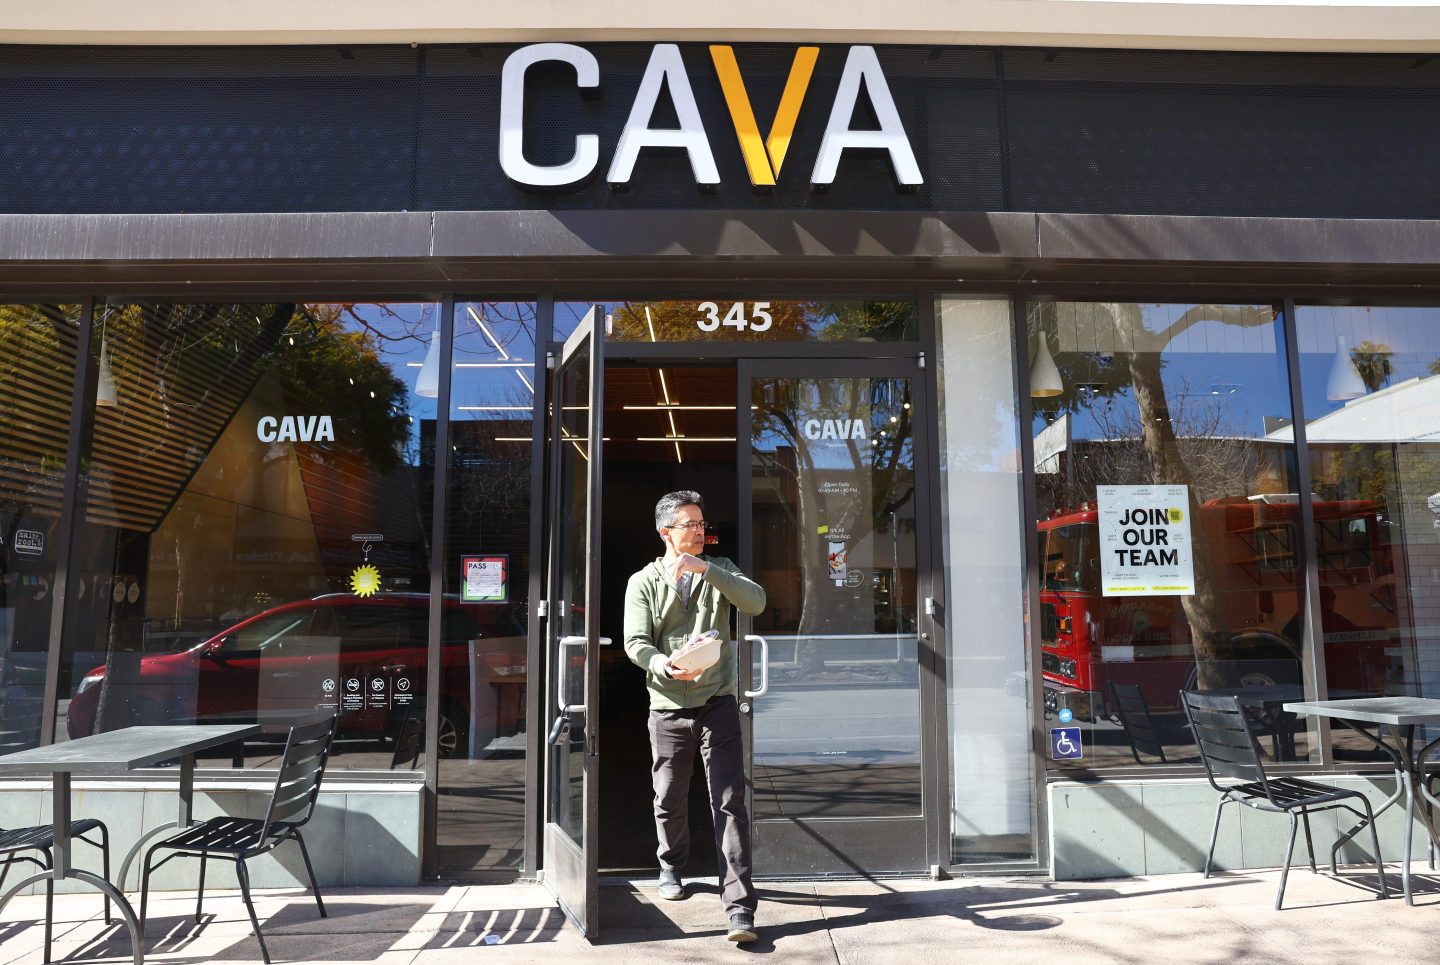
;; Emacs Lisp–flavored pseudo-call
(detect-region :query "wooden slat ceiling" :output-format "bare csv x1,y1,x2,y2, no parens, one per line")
0,305,79,519
86,304,291,532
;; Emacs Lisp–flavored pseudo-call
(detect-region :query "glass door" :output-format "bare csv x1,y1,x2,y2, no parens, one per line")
737,358,933,875
541,308,605,936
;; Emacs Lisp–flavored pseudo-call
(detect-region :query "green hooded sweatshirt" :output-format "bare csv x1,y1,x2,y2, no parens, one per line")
622,555,766,710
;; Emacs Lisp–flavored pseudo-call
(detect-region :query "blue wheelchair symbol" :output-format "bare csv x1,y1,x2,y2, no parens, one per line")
1057,708,1074,724
1051,726,1083,761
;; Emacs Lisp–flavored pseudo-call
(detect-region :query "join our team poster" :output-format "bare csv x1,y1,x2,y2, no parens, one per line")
1097,485,1195,597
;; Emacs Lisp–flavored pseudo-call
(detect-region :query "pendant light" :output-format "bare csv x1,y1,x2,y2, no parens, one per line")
1325,334,1366,401
415,323,441,399
1030,331,1064,398
95,336,118,407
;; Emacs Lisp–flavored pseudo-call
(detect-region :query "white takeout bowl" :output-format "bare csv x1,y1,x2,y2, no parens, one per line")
670,634,723,672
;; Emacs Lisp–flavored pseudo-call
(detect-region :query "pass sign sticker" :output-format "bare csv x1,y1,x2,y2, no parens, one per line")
462,555,508,603
1098,484,1195,597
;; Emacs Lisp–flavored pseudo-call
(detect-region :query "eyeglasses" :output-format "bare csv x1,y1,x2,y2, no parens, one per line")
667,520,709,532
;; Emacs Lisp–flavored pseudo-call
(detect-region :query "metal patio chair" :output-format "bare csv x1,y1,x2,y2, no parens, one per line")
1111,682,1168,764
0,819,110,963
138,714,337,964
1180,690,1389,910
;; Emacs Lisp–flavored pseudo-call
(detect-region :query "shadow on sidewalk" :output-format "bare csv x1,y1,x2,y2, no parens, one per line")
588,875,1261,954
29,896,566,963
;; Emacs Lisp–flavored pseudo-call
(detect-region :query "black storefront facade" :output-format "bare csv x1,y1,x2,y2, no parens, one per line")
4,40,1440,935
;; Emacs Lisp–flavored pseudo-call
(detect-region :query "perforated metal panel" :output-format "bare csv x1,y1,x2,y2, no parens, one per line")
1,43,1438,218
1002,48,1440,219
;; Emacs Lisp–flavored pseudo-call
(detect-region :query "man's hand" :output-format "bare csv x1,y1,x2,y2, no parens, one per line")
668,553,709,583
665,661,704,682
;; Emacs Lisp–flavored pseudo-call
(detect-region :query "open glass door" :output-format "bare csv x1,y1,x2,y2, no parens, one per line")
738,358,933,875
541,308,605,937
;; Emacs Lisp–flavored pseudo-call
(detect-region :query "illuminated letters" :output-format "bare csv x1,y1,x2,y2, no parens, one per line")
607,44,720,187
500,43,601,186
709,45,819,186
500,42,923,190
812,45,922,188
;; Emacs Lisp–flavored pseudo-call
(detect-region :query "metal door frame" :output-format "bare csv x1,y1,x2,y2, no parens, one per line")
539,307,605,937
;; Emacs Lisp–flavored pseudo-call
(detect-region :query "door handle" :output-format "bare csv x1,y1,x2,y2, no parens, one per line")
547,714,572,746
556,635,586,713
743,634,770,699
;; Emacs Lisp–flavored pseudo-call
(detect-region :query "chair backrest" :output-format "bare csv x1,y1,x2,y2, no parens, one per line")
259,714,337,839
1180,690,1273,798
1111,682,1167,764
390,711,423,771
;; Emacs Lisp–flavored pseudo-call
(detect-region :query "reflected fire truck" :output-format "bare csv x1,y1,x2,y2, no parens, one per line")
1038,495,1401,721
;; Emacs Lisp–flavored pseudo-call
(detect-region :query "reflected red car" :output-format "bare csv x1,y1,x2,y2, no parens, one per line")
66,593,527,758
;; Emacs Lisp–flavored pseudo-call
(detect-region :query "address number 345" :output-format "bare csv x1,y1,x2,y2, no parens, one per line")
696,301,773,333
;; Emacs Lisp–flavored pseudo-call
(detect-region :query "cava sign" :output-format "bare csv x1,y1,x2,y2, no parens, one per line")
803,418,868,441
257,415,335,443
500,43,922,190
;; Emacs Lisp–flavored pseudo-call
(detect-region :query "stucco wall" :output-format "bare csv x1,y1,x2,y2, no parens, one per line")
2,1,1440,52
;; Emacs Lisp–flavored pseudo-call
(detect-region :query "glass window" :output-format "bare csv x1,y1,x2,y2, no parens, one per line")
936,297,1034,865
749,372,922,821
0,304,80,753
1293,306,1440,763
57,302,438,772
556,299,918,344
437,299,539,876
1028,302,1305,770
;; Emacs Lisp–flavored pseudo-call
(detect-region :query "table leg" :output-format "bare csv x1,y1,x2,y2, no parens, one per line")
1401,764,1417,905
51,772,71,877
0,775,145,965
1329,720,1405,871
177,754,193,828
1411,734,1440,877
117,753,198,892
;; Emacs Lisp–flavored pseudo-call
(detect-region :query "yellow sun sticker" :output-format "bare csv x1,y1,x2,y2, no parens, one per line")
350,564,381,598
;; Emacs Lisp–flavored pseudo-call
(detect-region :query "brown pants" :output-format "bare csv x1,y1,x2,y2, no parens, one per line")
647,694,757,917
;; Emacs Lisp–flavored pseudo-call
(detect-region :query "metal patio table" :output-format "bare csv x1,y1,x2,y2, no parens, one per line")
0,724,260,963
1283,697,1440,905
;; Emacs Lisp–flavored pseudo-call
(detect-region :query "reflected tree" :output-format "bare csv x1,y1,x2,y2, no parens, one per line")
1030,302,1280,689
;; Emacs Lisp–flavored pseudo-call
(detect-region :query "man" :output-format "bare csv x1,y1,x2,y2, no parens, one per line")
623,490,766,944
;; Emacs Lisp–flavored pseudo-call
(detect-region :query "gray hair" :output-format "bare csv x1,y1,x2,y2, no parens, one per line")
655,491,705,531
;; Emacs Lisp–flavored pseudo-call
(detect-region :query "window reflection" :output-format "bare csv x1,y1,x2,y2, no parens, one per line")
750,373,922,820
1293,306,1440,762
556,300,918,344
1030,302,1306,769
59,302,438,770
437,300,538,876
0,305,80,753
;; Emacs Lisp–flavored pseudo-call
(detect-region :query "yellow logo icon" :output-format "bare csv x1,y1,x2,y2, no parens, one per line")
1167,508,1184,523
350,564,381,598
710,45,820,186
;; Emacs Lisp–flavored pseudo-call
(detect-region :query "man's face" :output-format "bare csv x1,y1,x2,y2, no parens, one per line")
660,503,707,557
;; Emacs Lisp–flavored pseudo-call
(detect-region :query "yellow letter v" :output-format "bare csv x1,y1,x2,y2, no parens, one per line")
710,45,819,187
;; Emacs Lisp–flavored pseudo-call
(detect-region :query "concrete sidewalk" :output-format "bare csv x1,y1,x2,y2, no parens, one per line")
1,863,1436,964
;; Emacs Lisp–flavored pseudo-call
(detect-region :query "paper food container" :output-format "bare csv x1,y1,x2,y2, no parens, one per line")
670,631,723,672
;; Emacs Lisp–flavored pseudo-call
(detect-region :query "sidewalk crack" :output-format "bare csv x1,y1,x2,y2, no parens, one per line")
815,886,842,964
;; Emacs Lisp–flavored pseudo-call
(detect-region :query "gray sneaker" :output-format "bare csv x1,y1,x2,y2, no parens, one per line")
657,868,685,901
727,913,757,943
